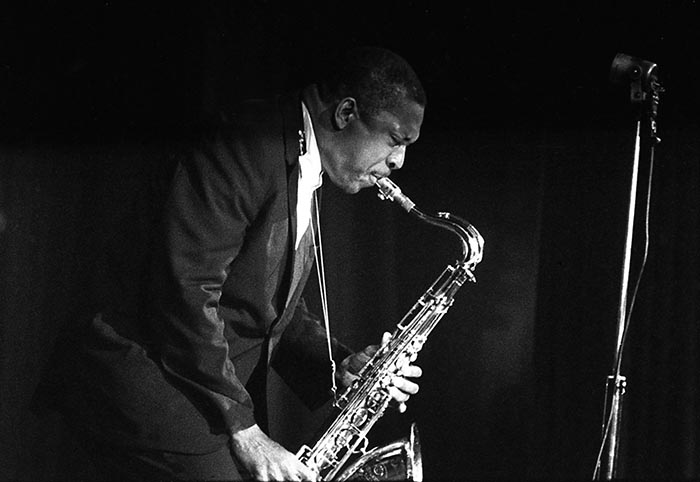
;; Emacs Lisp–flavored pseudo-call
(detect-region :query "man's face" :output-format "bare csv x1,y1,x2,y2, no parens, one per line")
322,98,424,194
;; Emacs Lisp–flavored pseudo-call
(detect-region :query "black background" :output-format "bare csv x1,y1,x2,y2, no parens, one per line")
1,2,699,480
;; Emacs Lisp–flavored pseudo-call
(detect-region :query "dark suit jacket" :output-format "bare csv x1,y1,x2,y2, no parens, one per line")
53,91,352,454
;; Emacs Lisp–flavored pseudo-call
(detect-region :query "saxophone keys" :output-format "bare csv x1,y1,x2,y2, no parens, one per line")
351,408,369,426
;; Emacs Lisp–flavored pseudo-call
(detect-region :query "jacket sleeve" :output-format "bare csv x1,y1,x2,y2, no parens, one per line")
270,297,354,410
149,133,267,435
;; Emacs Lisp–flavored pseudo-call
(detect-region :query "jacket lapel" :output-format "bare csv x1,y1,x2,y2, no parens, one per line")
276,91,314,313
278,90,304,265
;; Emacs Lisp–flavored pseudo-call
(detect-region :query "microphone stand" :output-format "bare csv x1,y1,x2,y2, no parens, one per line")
596,53,663,480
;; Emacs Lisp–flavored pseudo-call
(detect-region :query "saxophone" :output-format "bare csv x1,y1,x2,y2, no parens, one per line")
297,177,484,481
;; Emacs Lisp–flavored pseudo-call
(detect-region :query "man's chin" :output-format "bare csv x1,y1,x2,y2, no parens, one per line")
342,184,362,194
335,179,365,194
331,176,370,194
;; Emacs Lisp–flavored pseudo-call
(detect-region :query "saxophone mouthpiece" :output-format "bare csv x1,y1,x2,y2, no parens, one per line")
376,177,416,212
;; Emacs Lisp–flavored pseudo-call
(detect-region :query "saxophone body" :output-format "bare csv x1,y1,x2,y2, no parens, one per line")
297,178,484,481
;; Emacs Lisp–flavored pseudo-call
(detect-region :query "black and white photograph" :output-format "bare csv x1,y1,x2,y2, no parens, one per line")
1,2,698,480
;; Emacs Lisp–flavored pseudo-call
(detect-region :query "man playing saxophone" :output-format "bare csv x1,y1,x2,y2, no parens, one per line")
44,46,426,481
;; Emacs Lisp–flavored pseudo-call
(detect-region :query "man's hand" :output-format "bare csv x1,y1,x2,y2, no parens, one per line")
337,332,422,412
230,424,317,481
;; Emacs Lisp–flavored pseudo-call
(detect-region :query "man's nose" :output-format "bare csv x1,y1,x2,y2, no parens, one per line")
386,145,406,170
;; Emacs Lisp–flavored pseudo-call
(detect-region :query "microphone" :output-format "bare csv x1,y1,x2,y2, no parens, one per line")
609,53,662,104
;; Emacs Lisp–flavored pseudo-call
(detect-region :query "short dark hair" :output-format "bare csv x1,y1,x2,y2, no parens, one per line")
318,46,426,119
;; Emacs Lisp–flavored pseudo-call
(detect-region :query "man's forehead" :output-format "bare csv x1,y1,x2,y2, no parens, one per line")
374,101,424,141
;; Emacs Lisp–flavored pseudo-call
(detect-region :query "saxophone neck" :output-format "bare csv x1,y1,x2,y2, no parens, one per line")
376,177,484,269
431,212,484,270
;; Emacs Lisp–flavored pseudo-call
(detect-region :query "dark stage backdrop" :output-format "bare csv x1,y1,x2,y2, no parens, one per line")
1,3,699,481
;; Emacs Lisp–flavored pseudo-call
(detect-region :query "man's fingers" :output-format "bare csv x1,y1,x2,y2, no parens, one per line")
363,344,380,357
388,386,410,403
346,345,378,374
399,364,422,378
390,376,419,396
299,465,318,481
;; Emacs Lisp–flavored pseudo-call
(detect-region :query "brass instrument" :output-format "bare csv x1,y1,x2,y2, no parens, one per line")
297,177,484,480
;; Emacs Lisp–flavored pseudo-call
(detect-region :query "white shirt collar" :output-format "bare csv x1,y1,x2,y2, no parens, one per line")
299,102,323,190
295,102,323,248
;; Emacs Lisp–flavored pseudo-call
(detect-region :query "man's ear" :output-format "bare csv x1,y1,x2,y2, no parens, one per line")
333,97,358,130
